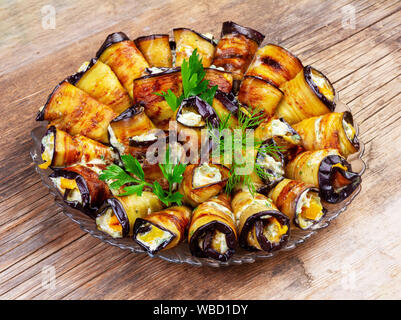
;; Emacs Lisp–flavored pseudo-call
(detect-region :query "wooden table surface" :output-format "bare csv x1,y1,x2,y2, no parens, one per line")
1,0,400,300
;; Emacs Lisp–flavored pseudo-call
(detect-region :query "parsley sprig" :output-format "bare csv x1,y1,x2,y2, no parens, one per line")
154,49,218,110
99,148,186,206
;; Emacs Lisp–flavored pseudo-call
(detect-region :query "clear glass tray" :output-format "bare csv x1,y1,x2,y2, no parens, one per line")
30,101,365,267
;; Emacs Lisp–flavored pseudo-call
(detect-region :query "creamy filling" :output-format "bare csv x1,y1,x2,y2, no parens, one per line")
210,230,228,254
257,154,284,178
343,118,356,141
108,125,125,154
270,119,291,136
177,110,205,127
310,69,334,101
96,208,123,238
135,222,173,252
50,176,83,204
262,217,288,244
146,67,167,74
296,190,324,229
209,64,225,71
193,164,222,188
130,132,158,143
77,61,90,72
315,117,322,143
39,132,55,169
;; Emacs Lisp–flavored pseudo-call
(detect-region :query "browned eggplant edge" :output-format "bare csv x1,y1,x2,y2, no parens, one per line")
242,75,284,95
214,89,239,116
95,31,130,58
66,58,98,85
176,96,220,128
292,186,327,230
304,65,336,111
134,67,181,81
134,34,170,46
342,111,360,150
132,218,176,255
221,21,265,45
49,169,94,217
239,210,290,252
173,27,216,46
255,138,285,189
36,79,69,121
261,43,303,71
40,125,57,167
189,220,237,262
190,163,230,190
318,154,362,204
97,198,130,237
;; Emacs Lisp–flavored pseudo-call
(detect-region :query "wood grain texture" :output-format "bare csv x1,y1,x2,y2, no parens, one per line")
0,0,400,300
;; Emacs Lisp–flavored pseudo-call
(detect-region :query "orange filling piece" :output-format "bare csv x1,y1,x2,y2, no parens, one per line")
109,214,122,232
60,177,78,190
301,199,323,220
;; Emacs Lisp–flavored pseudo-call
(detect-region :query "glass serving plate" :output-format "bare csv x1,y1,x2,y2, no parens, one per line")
30,100,365,267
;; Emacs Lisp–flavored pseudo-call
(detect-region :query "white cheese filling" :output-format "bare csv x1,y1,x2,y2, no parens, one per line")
41,132,55,163
135,222,173,252
131,132,158,143
258,154,284,177
211,230,228,254
295,190,323,229
270,119,291,136
108,125,125,154
49,177,83,204
96,208,122,238
343,119,355,140
193,164,222,188
177,110,205,127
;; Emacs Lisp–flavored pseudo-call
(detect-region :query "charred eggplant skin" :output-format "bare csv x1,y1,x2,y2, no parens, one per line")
304,66,336,111
95,32,130,58
176,96,220,128
221,21,265,45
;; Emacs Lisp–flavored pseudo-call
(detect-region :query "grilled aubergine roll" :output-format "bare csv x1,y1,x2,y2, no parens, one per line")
238,76,283,118
175,96,220,151
68,59,131,115
231,191,290,252
275,66,336,124
204,68,233,93
39,126,116,169
107,105,156,158
173,28,216,67
133,68,182,128
134,34,173,68
49,164,112,216
251,139,286,191
36,81,117,144
96,192,164,238
285,149,362,204
212,90,239,128
133,205,192,254
96,32,149,98
188,194,237,262
245,44,303,87
179,163,230,207
268,179,325,230
292,111,359,157
212,21,265,90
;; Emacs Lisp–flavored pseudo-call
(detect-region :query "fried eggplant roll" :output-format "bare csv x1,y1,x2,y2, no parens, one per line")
96,192,164,238
255,117,302,155
36,81,117,143
268,179,325,230
68,59,131,114
134,34,173,68
204,68,233,93
212,90,239,128
133,68,182,128
179,163,230,207
285,149,362,204
96,32,149,98
245,44,303,87
251,139,286,191
107,105,156,158
212,21,265,85
231,191,290,252
173,28,216,67
188,194,237,262
238,76,283,118
49,164,112,216
275,66,336,124
175,96,220,150
133,205,192,254
292,112,359,157
39,126,116,169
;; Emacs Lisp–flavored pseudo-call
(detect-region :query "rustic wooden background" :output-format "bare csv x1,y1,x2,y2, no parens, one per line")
0,0,400,300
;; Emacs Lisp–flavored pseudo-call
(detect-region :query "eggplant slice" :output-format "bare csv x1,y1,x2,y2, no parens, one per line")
231,191,290,252
39,126,117,169
49,164,112,217
245,44,303,87
97,32,149,98
285,149,361,204
188,194,237,262
212,90,239,128
133,205,192,255
275,65,336,124
268,179,326,230
36,81,117,144
96,192,164,238
212,21,265,85
292,111,359,158
204,67,233,93
134,34,173,68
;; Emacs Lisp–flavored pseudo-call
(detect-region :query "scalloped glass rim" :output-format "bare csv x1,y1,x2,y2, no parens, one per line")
30,100,365,267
